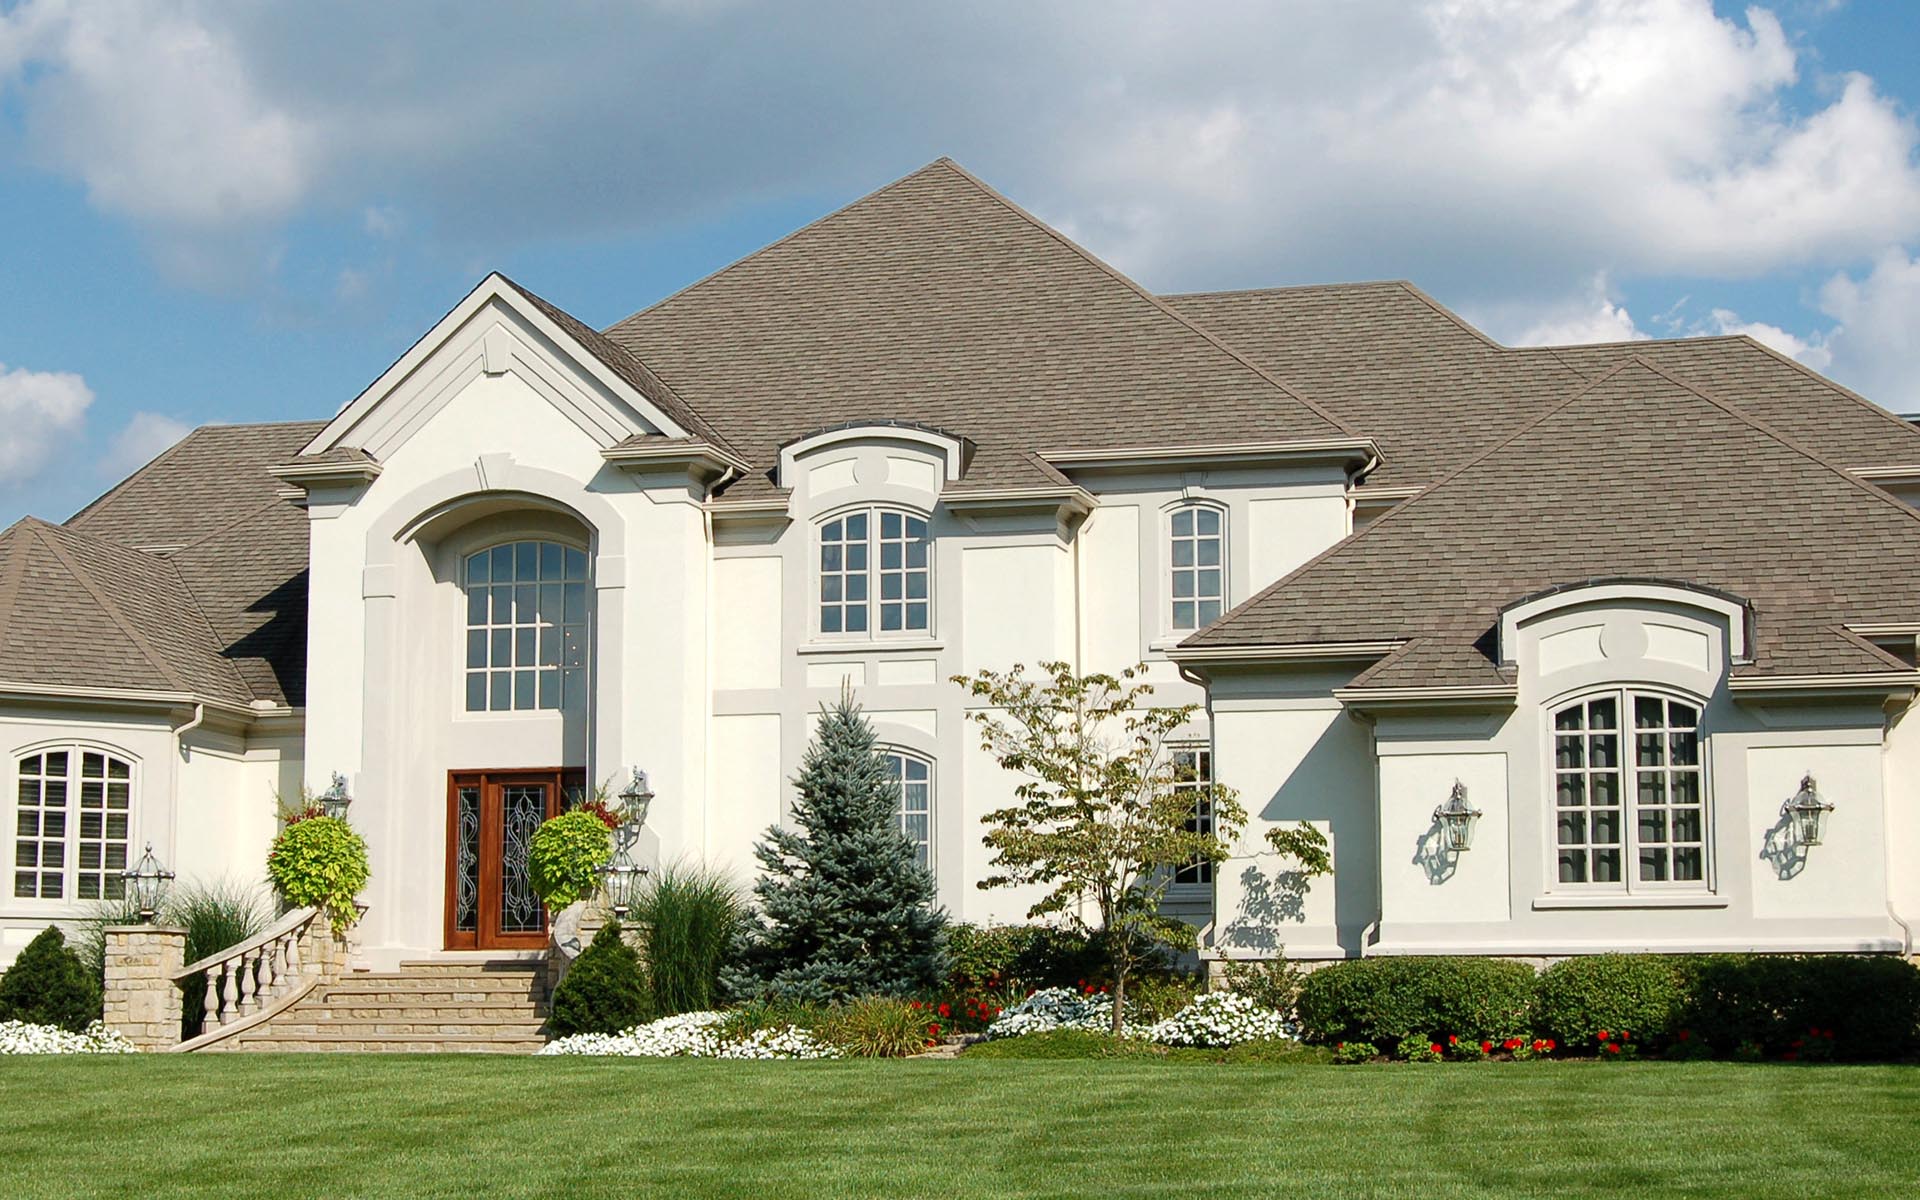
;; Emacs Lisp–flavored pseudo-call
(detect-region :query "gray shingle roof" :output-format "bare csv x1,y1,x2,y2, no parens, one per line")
604,159,1358,503
1183,357,1920,683
1166,284,1920,488
63,421,320,706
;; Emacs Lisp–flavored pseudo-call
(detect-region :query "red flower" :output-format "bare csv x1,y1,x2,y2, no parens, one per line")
1621,1030,1631,1040
1504,1038,1522,1050
927,1023,940,1036
1480,1041,1492,1053
1429,1043,1442,1055
1597,1029,1610,1040
937,1003,951,1018
1447,1034,1459,1045
1336,1042,1346,1051
1606,1044,1622,1055
1546,1040,1556,1051
1782,1051,1798,1061
1678,1029,1692,1041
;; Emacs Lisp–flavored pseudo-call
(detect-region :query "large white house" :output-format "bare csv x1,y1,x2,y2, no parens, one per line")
5,158,1918,973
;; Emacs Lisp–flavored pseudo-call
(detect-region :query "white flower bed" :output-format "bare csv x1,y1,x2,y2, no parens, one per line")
0,1020,139,1055
984,987,1137,1039
538,1010,840,1060
1145,992,1296,1047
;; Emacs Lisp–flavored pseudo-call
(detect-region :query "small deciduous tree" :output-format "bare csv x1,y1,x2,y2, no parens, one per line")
726,694,948,1002
954,661,1254,1033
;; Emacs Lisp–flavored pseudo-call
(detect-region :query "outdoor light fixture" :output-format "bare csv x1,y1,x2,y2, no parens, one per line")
123,842,175,922
597,767,656,920
1785,773,1834,848
616,767,655,831
320,772,352,821
1432,780,1482,853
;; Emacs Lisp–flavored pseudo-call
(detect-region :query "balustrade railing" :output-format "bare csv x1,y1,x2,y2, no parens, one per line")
171,906,322,1031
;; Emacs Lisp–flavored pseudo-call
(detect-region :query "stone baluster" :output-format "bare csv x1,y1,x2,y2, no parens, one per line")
203,967,222,1027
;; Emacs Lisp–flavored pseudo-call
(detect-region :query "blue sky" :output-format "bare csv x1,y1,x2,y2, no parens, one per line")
1,1,1917,527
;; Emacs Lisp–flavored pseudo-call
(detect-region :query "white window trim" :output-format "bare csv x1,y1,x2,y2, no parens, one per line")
9,741,141,912
1543,686,1715,898
1164,501,1228,637
811,505,935,644
880,747,935,877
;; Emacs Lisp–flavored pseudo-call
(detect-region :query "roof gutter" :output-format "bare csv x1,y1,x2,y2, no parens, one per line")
1040,436,1379,476
0,680,267,721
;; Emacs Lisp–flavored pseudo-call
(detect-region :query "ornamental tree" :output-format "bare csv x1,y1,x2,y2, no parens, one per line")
727,694,947,1003
953,661,1249,1033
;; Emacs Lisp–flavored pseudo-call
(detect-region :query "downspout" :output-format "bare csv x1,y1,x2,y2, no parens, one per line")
1347,705,1384,958
170,702,206,871
1886,693,1916,957
1175,660,1220,961
699,468,734,864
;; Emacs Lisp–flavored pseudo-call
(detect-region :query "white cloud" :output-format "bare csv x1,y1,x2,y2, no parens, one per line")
1816,248,1920,410
1702,308,1832,369
102,411,192,480
0,1,1914,301
0,363,93,487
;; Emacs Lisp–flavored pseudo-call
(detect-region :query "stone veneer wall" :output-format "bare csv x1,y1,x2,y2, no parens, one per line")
102,925,186,1051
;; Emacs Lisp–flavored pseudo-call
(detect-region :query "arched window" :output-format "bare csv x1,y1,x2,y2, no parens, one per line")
818,508,931,637
13,746,134,901
1552,690,1706,889
463,540,590,712
1169,504,1225,631
882,749,934,872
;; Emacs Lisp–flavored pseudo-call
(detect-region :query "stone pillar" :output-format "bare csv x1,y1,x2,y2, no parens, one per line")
102,925,187,1051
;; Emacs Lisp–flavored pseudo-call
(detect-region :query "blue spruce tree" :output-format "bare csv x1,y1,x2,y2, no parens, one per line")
727,694,947,1001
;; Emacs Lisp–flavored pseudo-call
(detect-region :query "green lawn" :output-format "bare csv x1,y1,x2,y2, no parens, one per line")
3,1057,1917,1198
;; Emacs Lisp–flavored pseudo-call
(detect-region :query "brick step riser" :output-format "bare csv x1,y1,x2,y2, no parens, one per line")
263,1022,549,1038
389,963,549,977
321,993,545,1009
319,1005,546,1020
326,982,547,998
226,1039,546,1054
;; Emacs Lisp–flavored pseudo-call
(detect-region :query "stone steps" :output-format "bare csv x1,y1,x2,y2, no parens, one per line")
202,959,551,1054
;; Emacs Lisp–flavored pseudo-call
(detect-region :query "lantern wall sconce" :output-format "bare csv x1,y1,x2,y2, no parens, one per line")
598,767,656,919
1432,780,1482,853
1785,773,1834,848
123,841,175,922
320,772,352,821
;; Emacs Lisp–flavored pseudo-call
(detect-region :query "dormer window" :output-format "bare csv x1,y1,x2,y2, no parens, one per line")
818,508,932,637
1169,503,1225,631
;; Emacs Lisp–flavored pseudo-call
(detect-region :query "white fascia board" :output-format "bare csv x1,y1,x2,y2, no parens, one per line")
601,441,751,483
0,680,263,720
303,273,691,455
1169,640,1404,666
1040,437,1380,474
941,486,1096,517
1849,464,1920,483
1331,684,1519,708
266,459,383,489
1726,672,1920,697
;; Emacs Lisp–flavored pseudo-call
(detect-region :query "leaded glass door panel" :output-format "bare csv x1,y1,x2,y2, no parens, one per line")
445,769,578,949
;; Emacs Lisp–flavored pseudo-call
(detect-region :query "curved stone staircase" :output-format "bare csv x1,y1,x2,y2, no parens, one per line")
206,959,551,1053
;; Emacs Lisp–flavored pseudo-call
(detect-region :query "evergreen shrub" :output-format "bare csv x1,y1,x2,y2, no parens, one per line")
0,927,100,1032
549,922,652,1036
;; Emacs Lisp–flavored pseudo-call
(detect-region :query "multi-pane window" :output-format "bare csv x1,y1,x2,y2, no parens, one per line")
1170,505,1225,631
1552,691,1705,889
464,541,590,713
1171,746,1214,885
883,750,933,872
14,748,133,901
818,509,931,636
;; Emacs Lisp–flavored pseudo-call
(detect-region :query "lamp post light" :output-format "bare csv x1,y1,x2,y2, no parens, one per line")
123,842,175,923
1432,780,1482,853
598,767,656,920
1786,773,1834,848
320,772,352,821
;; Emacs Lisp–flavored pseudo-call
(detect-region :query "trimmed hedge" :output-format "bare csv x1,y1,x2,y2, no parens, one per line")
1677,954,1920,1062
549,922,652,1036
1294,952,1920,1061
1295,956,1535,1050
1535,954,1686,1046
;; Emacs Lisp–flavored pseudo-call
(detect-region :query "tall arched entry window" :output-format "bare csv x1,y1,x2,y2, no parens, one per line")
462,540,590,712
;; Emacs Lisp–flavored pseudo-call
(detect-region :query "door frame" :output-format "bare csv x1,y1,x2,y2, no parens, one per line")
444,768,581,950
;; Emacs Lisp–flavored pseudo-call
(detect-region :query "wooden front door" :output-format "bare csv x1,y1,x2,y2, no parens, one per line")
445,769,583,950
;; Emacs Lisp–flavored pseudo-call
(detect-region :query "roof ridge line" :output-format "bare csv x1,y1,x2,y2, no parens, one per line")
1723,334,1920,451
65,422,209,530
1617,353,1920,536
1161,280,1414,300
604,158,960,332
932,158,1368,443
0,522,31,652
1828,623,1915,673
163,548,258,701
1393,282,1506,351
166,494,286,556
29,523,191,693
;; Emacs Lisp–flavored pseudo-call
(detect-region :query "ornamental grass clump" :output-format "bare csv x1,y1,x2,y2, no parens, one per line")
631,864,744,1015
824,996,941,1057
527,810,613,913
265,816,369,933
